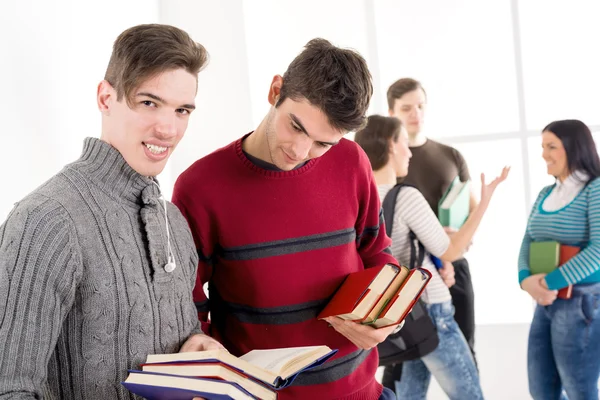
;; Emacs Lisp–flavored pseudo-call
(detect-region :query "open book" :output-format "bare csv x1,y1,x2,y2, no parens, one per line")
141,345,336,389
318,264,431,328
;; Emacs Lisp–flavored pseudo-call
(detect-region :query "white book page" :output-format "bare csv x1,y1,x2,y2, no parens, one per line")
240,346,320,374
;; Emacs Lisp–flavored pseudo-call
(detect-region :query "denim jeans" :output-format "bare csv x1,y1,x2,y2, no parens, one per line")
379,387,396,399
395,301,483,400
528,282,600,400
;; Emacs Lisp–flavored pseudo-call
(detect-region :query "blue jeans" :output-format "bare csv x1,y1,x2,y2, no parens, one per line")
379,387,396,399
395,301,483,400
528,283,600,400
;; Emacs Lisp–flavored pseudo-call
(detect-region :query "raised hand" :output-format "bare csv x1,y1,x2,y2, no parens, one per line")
479,166,511,206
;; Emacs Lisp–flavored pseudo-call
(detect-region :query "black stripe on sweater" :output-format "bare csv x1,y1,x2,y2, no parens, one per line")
219,228,356,261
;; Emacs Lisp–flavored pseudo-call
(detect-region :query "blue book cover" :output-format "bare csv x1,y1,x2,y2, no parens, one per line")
273,348,338,388
122,371,256,400
430,255,443,269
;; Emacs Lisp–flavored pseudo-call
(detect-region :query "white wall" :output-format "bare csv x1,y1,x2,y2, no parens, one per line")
0,0,159,217
158,0,254,199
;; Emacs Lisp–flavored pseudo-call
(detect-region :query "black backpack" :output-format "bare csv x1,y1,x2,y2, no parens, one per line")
377,184,439,367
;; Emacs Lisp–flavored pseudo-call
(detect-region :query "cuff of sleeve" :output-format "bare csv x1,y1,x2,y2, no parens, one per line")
545,270,569,290
518,269,531,285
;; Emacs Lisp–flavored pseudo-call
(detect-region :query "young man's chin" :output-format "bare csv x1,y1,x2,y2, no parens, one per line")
131,162,166,178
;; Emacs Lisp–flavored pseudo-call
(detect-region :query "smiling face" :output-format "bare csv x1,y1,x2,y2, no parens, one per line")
262,76,346,171
97,68,197,177
542,130,569,180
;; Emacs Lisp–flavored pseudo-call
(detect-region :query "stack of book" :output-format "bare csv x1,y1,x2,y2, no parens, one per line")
122,345,337,399
529,241,580,299
317,263,431,328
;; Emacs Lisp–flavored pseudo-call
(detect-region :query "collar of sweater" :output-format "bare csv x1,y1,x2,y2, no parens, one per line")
71,137,162,207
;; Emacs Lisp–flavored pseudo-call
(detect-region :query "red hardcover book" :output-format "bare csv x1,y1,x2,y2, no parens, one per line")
368,268,432,328
317,264,400,322
558,245,580,299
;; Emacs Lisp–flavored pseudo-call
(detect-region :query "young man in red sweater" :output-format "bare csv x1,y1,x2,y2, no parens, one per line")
173,39,401,399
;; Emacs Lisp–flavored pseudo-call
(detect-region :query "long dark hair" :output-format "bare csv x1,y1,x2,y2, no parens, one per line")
543,119,600,182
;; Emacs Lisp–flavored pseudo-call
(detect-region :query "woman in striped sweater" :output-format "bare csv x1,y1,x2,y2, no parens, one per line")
355,115,508,400
518,119,600,400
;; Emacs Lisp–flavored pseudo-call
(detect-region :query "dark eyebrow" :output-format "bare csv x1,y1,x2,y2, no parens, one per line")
289,113,339,146
136,92,196,110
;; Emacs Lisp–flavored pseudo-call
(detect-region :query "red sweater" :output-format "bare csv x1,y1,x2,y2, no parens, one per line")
173,135,396,400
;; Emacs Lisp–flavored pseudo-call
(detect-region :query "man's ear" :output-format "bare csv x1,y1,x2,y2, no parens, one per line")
97,80,116,115
268,75,283,106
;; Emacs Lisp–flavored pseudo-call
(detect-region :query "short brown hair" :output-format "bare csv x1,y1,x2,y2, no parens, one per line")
104,24,208,106
276,38,373,133
386,78,426,111
354,115,402,170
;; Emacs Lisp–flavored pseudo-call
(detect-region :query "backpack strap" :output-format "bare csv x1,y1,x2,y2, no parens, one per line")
382,184,426,269
382,184,404,239
409,231,426,270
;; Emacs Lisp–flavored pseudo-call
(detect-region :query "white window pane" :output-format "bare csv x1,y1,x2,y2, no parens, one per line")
594,132,600,151
446,139,533,324
519,1,600,129
527,136,555,207
374,0,520,137
242,0,371,127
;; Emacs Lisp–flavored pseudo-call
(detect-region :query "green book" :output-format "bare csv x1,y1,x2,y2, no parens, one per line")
529,241,560,274
438,176,470,229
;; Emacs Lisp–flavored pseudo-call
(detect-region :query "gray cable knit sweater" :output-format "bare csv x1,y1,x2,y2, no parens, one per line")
0,138,200,399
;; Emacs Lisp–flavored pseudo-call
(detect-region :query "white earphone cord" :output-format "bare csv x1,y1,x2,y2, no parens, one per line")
151,181,175,268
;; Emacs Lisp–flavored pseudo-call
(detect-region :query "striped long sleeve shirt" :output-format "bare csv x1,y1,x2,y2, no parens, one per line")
377,184,452,304
172,135,397,400
518,178,600,290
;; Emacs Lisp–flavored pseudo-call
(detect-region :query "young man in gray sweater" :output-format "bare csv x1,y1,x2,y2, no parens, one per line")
0,24,221,399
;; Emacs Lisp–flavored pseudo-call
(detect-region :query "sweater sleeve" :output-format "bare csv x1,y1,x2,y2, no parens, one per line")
517,231,533,285
546,179,600,289
0,199,82,399
355,157,397,269
172,174,213,335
